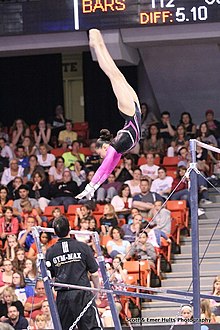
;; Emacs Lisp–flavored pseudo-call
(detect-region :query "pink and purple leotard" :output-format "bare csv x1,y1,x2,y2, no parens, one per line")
91,102,141,188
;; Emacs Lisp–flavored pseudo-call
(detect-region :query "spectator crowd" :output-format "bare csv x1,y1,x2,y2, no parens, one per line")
0,103,220,328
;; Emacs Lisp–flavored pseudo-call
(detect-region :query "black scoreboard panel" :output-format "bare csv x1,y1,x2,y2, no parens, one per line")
76,0,220,30
0,0,220,36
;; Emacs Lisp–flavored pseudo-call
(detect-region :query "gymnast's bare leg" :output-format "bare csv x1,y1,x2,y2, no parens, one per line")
89,29,140,116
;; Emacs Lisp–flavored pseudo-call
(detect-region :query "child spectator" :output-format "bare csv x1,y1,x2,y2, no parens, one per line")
100,204,118,236
48,207,62,229
12,247,26,273
23,258,38,288
0,207,19,247
12,271,35,305
20,200,42,228
5,235,20,261
0,259,14,290
18,216,35,252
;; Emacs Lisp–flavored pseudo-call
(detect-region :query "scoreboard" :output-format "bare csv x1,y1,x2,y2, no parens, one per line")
75,0,220,30
0,0,220,36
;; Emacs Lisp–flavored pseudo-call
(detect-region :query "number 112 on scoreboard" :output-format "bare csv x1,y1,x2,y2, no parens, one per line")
151,0,175,8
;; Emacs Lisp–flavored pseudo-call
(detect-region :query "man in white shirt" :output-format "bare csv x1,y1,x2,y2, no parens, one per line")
140,153,159,180
150,166,173,198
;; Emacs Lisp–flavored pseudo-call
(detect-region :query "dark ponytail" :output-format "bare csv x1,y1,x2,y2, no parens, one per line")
96,129,113,148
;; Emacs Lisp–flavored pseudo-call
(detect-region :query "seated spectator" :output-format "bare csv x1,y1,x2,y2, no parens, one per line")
106,227,130,260
16,145,29,169
178,305,193,324
139,153,159,180
109,256,128,283
74,204,96,228
0,259,14,289
0,207,19,246
179,112,196,139
40,299,54,329
0,287,24,319
48,207,62,229
23,155,45,184
71,160,86,186
48,156,65,184
148,200,171,235
58,119,77,147
13,184,41,217
114,155,134,182
170,124,190,155
129,231,156,267
18,216,35,252
11,119,30,148
197,122,218,146
49,169,79,212
96,172,121,203
158,111,176,148
37,144,55,172
6,304,28,330
143,124,164,158
132,178,164,217
62,140,85,170
205,109,220,146
5,235,20,261
122,213,142,243
210,275,220,318
111,184,133,215
12,271,35,305
124,168,141,197
34,119,51,148
74,219,94,250
177,146,191,168
0,186,13,217
23,258,38,288
140,102,159,140
7,176,23,200
34,314,48,330
22,136,36,157
0,138,13,161
200,299,216,323
127,207,140,225
12,248,27,273
27,232,55,260
27,171,50,212
85,140,101,171
24,279,47,319
170,166,189,203
150,166,173,199
89,218,99,233
50,104,66,129
100,204,118,236
20,200,42,228
1,159,24,186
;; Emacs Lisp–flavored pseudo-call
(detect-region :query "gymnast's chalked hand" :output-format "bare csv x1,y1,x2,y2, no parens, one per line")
75,183,95,200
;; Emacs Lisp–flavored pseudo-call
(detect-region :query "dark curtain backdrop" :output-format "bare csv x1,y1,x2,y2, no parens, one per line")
0,54,63,127
83,52,138,138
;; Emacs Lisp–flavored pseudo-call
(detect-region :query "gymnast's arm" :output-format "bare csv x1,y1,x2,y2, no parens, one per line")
76,146,122,199
91,145,122,187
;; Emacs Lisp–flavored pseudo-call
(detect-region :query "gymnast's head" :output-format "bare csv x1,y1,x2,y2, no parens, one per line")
53,216,70,238
95,129,113,158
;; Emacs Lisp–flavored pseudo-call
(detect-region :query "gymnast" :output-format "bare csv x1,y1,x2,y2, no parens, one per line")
76,29,141,200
